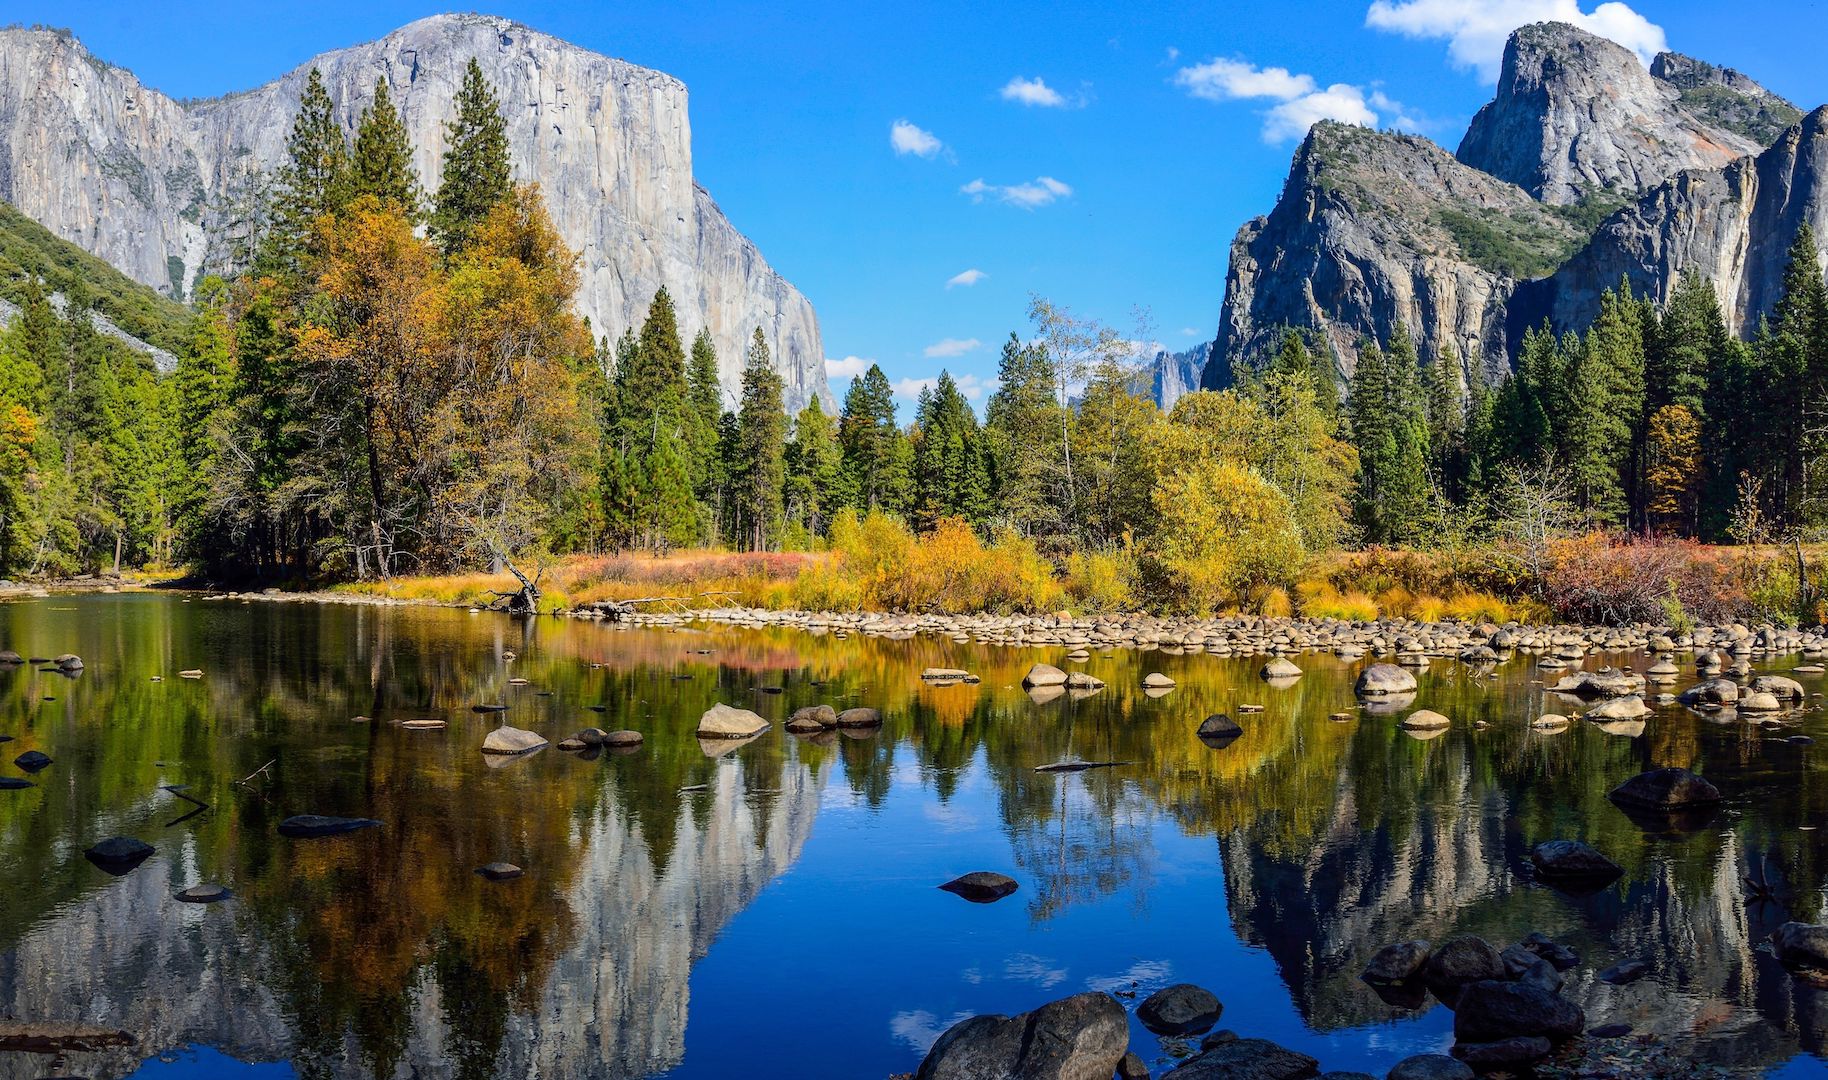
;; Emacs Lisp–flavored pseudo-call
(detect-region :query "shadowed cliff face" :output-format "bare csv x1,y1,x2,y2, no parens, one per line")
0,15,827,409
1516,107,1828,342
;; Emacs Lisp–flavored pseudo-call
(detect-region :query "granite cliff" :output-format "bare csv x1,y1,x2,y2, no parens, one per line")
0,15,827,407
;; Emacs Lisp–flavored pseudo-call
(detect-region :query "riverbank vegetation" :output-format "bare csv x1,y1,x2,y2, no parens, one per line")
1,63,1826,626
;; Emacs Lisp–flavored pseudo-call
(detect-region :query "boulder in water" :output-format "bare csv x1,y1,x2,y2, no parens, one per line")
482,726,548,754
916,991,1127,1080
1530,840,1622,884
278,815,382,838
697,703,770,739
1362,940,1431,983
13,749,51,772
1355,663,1416,696
1159,1037,1319,1079
1387,1055,1473,1080
1452,980,1584,1043
836,707,883,728
84,836,153,873
938,871,1018,903
1260,657,1302,679
1136,983,1222,1036
1608,767,1721,810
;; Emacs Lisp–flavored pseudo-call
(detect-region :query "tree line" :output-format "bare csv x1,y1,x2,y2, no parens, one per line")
1,56,1824,605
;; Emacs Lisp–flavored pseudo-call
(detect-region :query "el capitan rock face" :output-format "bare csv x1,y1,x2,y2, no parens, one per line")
0,15,827,408
1204,21,1807,389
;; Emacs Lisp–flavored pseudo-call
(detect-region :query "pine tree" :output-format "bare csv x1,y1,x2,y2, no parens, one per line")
839,364,903,513
1558,282,1645,525
683,329,725,514
1423,344,1467,500
264,67,351,274
733,328,786,550
351,78,422,219
431,58,512,255
784,395,842,539
1347,326,1430,543
172,278,237,552
982,332,1058,534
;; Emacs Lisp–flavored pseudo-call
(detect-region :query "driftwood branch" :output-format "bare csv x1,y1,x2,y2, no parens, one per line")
235,760,275,787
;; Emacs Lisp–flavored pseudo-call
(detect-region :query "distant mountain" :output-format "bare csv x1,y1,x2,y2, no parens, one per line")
1203,21,1810,390
0,15,827,407
1149,342,1211,409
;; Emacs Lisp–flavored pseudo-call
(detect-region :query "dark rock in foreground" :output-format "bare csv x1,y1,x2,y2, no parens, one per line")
1160,1036,1319,1079
1531,839,1623,883
1424,935,1505,990
1387,1054,1473,1080
278,815,383,838
1362,940,1430,983
938,871,1018,903
1773,922,1828,970
1599,959,1648,984
0,1020,134,1053
1608,767,1721,810
13,749,51,772
916,991,1126,1080
0,777,34,789
1451,1037,1551,1070
1136,983,1223,1036
1452,979,1584,1043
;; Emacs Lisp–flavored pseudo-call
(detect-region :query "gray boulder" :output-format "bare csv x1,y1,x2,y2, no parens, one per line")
1608,767,1721,810
1136,983,1223,1036
1023,663,1068,688
481,725,548,754
1424,936,1505,989
938,871,1019,903
916,991,1127,1080
1362,940,1430,983
1530,839,1622,882
1772,922,1828,970
696,703,769,739
1355,663,1417,696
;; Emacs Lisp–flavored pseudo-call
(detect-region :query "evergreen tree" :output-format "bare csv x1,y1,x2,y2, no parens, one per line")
264,67,350,273
733,328,786,550
172,278,237,551
982,332,1059,534
683,329,725,517
1558,282,1646,525
351,78,422,219
1423,344,1468,500
784,395,842,539
431,58,512,255
911,371,989,529
838,364,905,514
1346,326,1430,543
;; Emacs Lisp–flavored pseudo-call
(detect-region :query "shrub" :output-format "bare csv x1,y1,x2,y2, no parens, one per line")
1064,546,1139,613
1538,534,1742,625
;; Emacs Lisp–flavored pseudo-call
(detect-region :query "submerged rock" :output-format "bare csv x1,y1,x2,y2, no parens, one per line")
1772,922,1828,970
601,730,644,747
1399,709,1450,731
916,991,1127,1080
53,653,82,671
13,749,51,772
476,862,524,881
696,703,770,739
1451,1037,1551,1070
938,871,1019,902
278,815,382,838
1136,983,1223,1036
0,777,33,790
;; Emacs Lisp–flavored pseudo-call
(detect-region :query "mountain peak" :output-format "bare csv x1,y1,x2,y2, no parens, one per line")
1458,22,1766,205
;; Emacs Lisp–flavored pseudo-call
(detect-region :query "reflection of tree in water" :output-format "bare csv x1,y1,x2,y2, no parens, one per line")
1006,769,1157,922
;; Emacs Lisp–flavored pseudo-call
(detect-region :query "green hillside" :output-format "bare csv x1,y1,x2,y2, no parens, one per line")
0,200,191,353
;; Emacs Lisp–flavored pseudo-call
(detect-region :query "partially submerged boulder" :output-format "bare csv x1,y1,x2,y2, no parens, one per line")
916,991,1127,1080
1608,767,1721,810
938,871,1019,903
1355,663,1416,696
1452,980,1584,1043
1362,940,1431,984
696,704,769,739
481,725,548,755
1023,663,1068,688
278,815,382,838
1136,983,1222,1036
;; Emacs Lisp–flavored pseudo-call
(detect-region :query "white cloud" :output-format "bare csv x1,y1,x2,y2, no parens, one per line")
1174,58,1316,102
1365,0,1667,81
1263,83,1379,142
946,268,988,289
1180,327,1201,336
890,119,945,158
893,372,993,400
1173,56,1403,143
923,337,983,359
1000,75,1072,108
825,355,872,379
961,176,1073,208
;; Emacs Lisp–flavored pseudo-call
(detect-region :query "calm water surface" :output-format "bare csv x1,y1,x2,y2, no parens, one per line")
4,593,1828,1078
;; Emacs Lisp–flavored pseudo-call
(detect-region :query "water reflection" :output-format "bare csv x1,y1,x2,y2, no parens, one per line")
0,595,1826,1077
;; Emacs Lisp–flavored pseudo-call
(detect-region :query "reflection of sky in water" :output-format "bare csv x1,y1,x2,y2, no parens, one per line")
1,594,1827,1078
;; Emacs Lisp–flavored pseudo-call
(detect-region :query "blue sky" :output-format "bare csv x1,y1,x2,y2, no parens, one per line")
20,0,1828,414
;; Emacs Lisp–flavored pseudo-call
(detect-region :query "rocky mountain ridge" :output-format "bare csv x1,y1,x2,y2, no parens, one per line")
0,15,828,408
1203,21,1812,392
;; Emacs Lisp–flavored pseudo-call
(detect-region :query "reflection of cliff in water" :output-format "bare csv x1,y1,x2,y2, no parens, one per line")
0,759,823,1080
1215,734,1827,1073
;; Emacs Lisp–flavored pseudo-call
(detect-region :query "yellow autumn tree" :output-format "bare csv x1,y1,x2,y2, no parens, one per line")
1644,404,1701,535
1148,458,1304,614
